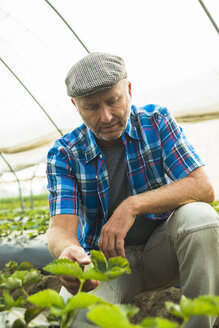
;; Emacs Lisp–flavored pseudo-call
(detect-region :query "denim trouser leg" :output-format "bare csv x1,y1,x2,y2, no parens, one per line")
60,202,219,328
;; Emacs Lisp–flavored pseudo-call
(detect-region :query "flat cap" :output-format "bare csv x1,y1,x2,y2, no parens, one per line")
65,52,127,98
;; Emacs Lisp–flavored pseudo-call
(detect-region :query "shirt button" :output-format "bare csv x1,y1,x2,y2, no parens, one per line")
99,154,103,159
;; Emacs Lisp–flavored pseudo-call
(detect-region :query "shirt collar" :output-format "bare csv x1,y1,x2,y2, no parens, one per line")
84,127,101,163
124,105,140,141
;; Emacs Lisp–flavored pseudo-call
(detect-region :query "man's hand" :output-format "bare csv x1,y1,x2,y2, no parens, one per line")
58,245,99,295
99,197,137,260
99,167,215,261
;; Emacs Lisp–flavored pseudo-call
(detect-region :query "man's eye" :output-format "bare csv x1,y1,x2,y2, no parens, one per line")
107,98,119,106
85,105,98,111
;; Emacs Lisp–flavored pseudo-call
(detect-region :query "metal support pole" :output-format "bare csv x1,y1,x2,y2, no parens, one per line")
30,164,40,209
44,0,90,54
0,152,24,210
197,0,219,35
0,58,63,137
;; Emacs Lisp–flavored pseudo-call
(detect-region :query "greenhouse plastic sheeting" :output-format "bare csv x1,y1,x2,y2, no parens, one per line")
0,0,219,200
0,232,54,269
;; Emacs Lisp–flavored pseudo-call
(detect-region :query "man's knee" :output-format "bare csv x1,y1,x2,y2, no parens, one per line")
167,202,219,240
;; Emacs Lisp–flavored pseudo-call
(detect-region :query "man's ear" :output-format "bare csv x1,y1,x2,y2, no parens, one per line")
71,98,76,106
128,81,132,98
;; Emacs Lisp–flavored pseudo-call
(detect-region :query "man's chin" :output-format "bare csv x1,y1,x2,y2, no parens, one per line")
96,131,123,142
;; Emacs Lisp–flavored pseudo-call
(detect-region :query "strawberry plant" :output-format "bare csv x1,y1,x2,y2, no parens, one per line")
0,209,49,241
0,251,219,328
0,251,131,327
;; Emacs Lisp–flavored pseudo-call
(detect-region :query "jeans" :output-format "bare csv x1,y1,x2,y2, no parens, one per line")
60,202,219,328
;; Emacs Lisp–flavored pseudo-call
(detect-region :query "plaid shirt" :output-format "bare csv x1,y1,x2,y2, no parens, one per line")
47,104,203,251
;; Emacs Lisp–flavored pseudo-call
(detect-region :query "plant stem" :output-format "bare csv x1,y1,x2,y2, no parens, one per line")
77,279,84,294
60,313,68,328
21,287,29,298
180,319,189,328
62,280,85,328
69,281,104,327
69,309,81,328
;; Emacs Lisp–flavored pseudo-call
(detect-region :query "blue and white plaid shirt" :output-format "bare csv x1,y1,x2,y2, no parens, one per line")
47,104,204,251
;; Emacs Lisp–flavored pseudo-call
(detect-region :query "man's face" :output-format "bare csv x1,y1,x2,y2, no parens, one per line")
72,80,132,145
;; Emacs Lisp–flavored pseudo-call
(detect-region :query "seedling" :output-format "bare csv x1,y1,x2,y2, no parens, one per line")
0,251,132,327
1,252,219,328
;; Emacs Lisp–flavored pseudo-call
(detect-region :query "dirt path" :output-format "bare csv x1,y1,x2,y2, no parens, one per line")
130,288,219,327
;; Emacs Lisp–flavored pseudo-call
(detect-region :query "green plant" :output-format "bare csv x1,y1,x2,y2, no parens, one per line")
0,194,49,210
166,295,219,328
1,201,218,243
0,251,131,328
210,201,219,214
0,252,219,328
0,208,50,241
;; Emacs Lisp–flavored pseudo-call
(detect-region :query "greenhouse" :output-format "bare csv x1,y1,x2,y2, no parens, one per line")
0,0,219,327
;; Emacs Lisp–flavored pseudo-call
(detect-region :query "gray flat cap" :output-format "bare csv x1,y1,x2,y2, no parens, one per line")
65,52,127,98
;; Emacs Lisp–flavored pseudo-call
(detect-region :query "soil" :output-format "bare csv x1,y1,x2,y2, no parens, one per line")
1,273,219,327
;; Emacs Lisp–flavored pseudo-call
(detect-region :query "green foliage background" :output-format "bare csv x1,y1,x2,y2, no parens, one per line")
0,193,49,210
0,195,218,241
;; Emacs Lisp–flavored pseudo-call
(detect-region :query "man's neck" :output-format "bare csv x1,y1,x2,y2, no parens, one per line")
95,137,123,148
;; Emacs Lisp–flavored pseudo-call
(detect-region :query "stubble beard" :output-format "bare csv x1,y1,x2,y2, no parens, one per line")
85,110,130,142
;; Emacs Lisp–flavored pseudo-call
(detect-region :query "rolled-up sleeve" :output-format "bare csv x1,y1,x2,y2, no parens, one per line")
46,146,79,217
158,108,204,180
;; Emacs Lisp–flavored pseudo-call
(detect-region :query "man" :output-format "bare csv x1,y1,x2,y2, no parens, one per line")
47,52,219,327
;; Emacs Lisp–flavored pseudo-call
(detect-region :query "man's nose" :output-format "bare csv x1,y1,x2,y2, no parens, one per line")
100,105,113,123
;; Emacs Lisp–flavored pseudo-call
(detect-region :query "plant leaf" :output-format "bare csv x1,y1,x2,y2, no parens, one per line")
90,250,107,272
12,270,28,281
84,252,131,281
180,294,219,318
0,277,22,290
11,319,26,328
63,292,108,314
140,317,179,328
24,307,44,324
165,302,182,318
3,291,14,308
87,304,138,328
43,259,83,280
28,289,65,309
5,261,18,271
49,305,65,317
0,292,26,310
108,257,130,270
22,270,41,286
119,304,139,319
18,262,35,271
14,296,27,307
83,266,109,281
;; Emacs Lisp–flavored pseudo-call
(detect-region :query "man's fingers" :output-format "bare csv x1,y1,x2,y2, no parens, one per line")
58,275,80,295
77,256,91,265
82,279,99,292
59,275,98,294
99,227,126,259
99,231,109,258
116,237,126,258
58,275,79,283
59,248,91,265
107,236,117,259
